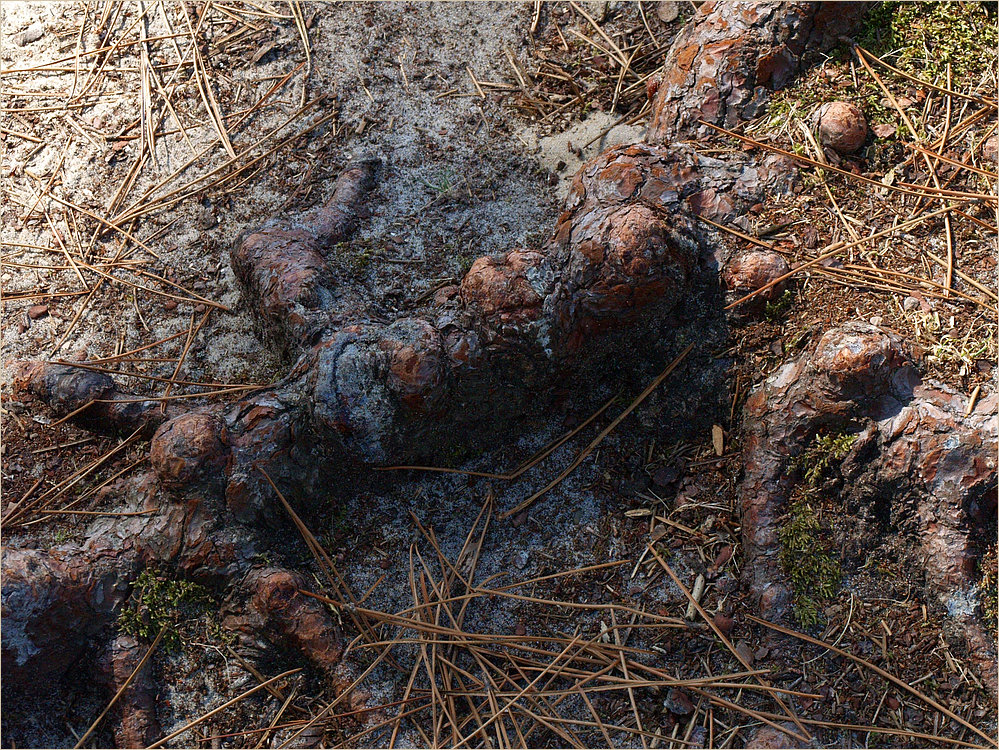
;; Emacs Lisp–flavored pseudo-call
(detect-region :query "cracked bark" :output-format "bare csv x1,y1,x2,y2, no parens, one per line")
739,323,997,691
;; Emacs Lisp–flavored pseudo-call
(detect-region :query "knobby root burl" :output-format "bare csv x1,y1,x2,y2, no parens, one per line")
3,2,993,746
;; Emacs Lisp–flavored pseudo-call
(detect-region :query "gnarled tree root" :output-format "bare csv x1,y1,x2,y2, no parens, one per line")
9,2,991,746
738,322,998,691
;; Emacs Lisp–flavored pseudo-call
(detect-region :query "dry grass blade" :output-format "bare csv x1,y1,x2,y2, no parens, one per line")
254,466,382,651
147,668,301,748
2,426,144,527
376,391,617,479
180,2,236,158
646,545,811,743
161,307,211,405
724,203,963,310
567,1,628,67
854,45,998,108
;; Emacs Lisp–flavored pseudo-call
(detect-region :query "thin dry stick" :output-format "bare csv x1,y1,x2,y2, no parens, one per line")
453,635,585,747
255,466,384,652
724,203,962,310
180,3,236,158
854,47,956,294
83,329,189,364
3,427,144,527
698,214,993,310
568,1,629,67
94,385,264,403
19,136,73,229
750,709,989,749
376,391,618,480
905,142,999,180
278,643,399,748
254,685,298,750
499,343,694,518
925,251,998,301
854,45,998,108
73,625,166,748
161,307,211,406
746,615,996,746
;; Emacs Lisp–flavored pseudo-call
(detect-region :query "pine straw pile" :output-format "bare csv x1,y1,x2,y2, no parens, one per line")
1,1,328,383
1,1,328,535
161,491,993,749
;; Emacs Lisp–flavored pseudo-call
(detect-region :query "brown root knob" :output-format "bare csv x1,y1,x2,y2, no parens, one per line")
811,322,915,401
12,361,114,414
150,413,229,493
816,101,868,154
460,250,544,333
227,567,343,671
722,250,790,306
379,319,448,413
98,634,162,748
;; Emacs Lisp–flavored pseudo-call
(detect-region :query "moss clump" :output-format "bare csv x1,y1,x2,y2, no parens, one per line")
332,240,379,276
858,2,998,87
779,499,842,627
764,289,795,323
779,432,857,627
118,569,213,651
794,432,858,487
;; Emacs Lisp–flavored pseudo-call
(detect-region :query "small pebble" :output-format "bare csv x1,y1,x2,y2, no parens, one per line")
27,305,49,320
903,295,920,312
713,613,735,636
163,299,178,311
869,316,883,326
664,688,694,715
194,303,206,313
722,250,791,306
13,21,44,46
983,135,998,165
511,511,528,528
514,621,526,636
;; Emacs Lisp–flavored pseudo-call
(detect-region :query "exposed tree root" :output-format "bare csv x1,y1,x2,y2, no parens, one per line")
4,2,993,746
738,322,997,690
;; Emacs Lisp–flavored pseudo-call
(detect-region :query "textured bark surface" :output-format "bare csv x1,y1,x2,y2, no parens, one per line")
738,322,998,690
6,2,993,744
646,1,870,144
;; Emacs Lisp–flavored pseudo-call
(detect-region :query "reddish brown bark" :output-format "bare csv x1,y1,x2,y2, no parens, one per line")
646,1,870,144
738,323,997,689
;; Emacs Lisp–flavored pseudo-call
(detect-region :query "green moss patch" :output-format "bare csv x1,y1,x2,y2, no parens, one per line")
858,2,998,87
779,432,857,627
118,569,214,651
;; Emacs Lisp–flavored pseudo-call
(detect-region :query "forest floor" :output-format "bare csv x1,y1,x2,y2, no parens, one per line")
1,2,996,748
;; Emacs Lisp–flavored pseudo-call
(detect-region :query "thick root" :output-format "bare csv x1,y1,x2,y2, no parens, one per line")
738,322,997,689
